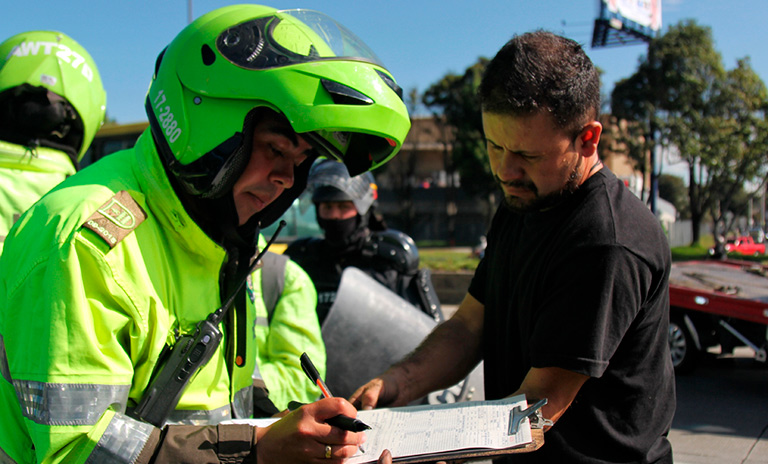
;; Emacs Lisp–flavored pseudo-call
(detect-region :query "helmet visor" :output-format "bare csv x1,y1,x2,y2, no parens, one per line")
217,9,384,70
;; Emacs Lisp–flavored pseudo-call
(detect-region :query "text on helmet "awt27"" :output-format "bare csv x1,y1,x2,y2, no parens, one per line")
7,41,95,82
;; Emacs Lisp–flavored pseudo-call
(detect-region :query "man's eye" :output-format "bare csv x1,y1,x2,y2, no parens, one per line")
270,145,285,158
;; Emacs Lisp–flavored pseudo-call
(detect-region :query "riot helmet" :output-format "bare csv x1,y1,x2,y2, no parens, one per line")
308,158,377,216
307,158,380,249
0,30,106,164
146,5,409,229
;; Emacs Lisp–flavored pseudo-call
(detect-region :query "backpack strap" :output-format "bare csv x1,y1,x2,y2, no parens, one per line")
260,251,288,324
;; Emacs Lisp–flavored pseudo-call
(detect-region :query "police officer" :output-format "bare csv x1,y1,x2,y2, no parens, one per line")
0,30,106,254
285,159,442,325
0,5,409,463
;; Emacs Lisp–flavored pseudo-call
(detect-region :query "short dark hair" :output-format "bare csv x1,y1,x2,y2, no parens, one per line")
478,30,600,136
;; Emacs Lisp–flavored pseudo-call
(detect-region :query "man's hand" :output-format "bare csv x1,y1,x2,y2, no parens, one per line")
349,370,404,410
256,397,366,463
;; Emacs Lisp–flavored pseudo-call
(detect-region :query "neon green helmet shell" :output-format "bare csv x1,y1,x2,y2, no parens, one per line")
146,4,410,200
0,30,106,162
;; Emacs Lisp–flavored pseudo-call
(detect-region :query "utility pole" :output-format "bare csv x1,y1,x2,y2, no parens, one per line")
763,182,767,238
590,0,661,214
187,0,193,24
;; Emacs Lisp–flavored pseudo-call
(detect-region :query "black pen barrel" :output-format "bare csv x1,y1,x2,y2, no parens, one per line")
326,414,371,432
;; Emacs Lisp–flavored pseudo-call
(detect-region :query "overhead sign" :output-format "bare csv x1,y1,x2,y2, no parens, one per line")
592,0,662,48
605,0,662,31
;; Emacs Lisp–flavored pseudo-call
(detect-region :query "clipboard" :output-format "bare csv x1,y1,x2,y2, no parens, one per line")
387,429,545,463
346,395,546,464
226,395,547,463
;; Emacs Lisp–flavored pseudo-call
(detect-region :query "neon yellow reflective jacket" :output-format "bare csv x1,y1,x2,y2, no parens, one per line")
0,139,76,255
247,239,324,411
0,129,258,463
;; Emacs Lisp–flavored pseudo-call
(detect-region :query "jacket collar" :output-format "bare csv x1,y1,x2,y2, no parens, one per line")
132,129,226,260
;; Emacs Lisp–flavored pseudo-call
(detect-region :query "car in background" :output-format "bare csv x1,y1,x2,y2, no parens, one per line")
722,236,765,256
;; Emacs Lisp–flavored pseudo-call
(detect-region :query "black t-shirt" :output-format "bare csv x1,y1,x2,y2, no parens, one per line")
469,168,675,463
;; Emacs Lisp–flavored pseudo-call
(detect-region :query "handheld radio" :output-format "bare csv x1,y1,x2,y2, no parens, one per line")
131,221,286,427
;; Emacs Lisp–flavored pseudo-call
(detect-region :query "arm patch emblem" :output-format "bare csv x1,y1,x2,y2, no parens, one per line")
82,190,147,248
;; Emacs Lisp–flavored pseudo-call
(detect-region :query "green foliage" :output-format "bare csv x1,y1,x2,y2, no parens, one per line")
422,58,494,198
611,19,768,245
657,173,689,219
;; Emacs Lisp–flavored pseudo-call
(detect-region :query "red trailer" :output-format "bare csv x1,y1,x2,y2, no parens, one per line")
668,259,768,373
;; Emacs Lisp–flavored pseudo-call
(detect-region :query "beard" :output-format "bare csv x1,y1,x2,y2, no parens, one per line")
499,159,582,213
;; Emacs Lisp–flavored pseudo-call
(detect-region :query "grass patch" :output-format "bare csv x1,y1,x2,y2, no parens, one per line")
671,244,711,261
670,236,768,263
419,248,479,272
419,236,766,272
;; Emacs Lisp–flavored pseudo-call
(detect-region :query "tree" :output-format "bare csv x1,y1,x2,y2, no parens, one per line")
699,58,768,244
611,20,768,245
657,173,689,219
422,58,497,225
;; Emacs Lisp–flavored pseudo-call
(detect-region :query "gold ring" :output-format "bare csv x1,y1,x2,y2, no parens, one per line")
325,445,332,459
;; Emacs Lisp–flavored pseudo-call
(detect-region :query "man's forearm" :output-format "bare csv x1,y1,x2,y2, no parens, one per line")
388,299,483,403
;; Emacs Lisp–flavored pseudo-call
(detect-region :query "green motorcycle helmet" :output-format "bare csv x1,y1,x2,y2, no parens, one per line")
0,30,106,163
146,4,410,218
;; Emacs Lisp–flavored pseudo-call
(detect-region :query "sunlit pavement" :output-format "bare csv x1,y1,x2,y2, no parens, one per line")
669,348,768,464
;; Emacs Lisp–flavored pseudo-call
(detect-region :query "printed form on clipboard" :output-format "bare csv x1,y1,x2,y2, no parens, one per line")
348,394,542,463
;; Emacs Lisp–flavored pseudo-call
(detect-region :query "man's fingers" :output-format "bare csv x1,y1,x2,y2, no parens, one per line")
311,397,358,421
377,449,392,464
350,378,386,410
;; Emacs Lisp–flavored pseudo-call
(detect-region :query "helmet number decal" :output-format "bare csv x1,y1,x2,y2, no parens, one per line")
153,90,182,143
8,41,94,82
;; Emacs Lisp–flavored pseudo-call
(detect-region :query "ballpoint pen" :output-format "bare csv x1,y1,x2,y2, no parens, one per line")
300,352,371,432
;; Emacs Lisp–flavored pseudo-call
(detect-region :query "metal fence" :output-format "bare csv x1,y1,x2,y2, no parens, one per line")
664,220,713,248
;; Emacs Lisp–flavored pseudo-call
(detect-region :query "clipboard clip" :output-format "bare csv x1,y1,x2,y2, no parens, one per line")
508,398,553,435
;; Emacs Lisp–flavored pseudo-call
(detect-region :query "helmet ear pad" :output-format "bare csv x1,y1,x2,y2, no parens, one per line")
203,110,258,199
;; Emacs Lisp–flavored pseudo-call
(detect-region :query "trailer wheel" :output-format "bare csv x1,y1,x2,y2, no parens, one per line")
669,316,699,374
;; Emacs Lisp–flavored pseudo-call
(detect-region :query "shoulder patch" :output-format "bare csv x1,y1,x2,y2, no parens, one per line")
82,190,147,248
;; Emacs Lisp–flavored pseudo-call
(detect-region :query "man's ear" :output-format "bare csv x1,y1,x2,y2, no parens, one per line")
577,121,602,157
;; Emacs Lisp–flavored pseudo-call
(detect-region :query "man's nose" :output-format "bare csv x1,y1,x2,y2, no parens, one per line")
497,151,525,179
270,161,295,189
326,207,343,219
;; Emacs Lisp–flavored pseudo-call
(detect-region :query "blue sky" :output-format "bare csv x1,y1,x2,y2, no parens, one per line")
2,0,766,125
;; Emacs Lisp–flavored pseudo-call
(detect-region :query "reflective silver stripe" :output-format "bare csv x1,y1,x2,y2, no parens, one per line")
164,384,253,425
232,385,253,419
0,335,11,384
165,404,231,425
85,412,154,464
254,316,269,327
0,444,19,464
13,380,130,426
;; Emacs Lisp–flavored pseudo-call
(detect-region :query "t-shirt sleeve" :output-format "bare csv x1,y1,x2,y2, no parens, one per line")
527,245,651,378
468,254,487,305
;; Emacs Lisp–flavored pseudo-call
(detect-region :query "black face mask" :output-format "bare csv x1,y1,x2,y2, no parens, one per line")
318,214,366,250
